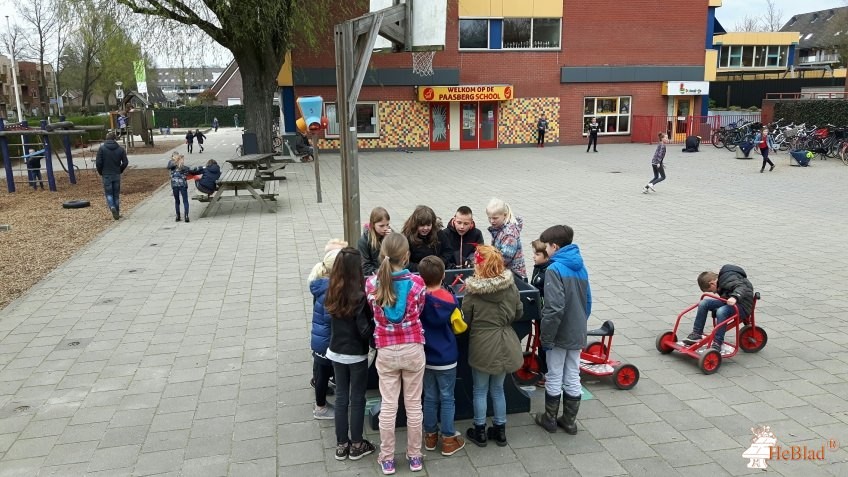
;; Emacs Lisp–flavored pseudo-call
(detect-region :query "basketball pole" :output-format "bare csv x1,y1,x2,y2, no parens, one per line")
334,2,410,244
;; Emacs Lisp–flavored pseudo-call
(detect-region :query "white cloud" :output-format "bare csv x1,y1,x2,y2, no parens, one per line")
716,0,846,30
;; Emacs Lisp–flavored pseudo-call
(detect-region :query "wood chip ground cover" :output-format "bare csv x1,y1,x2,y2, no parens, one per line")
0,168,167,310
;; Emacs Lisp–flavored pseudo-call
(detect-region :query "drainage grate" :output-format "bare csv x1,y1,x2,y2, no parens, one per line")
608,171,622,174
14,405,30,413
0,402,37,418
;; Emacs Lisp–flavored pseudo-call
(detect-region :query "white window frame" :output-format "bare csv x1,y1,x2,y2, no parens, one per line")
324,102,380,139
582,96,632,136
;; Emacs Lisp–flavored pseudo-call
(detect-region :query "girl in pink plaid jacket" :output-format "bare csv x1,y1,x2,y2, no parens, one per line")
365,233,427,475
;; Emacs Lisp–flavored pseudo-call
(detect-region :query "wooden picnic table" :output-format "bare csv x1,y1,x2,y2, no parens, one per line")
199,168,276,218
226,153,276,170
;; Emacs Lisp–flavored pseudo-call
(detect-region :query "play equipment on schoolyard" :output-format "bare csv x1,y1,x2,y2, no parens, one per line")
0,118,104,192
580,321,640,390
655,293,767,374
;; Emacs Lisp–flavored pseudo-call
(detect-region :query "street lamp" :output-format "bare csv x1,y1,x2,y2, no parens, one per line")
115,81,123,111
5,16,24,123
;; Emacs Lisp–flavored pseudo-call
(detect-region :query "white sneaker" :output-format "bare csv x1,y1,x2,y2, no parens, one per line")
313,404,335,420
648,184,656,192
642,187,649,194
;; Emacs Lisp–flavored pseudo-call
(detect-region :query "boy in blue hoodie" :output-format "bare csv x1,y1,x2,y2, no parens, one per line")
534,225,590,436
417,256,466,457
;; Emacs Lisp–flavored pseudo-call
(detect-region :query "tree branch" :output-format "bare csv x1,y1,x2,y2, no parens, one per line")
117,0,226,46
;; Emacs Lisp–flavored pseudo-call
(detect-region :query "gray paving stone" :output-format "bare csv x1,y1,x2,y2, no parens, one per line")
651,441,714,468
566,451,628,477
86,444,141,472
4,436,58,460
132,449,185,475
181,455,229,477
231,436,276,461
277,440,324,466
42,440,99,465
619,456,679,476
184,435,232,459
98,425,149,448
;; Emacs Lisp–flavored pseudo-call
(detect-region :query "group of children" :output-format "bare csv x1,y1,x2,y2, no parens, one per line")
307,197,600,474
184,129,207,154
166,152,221,222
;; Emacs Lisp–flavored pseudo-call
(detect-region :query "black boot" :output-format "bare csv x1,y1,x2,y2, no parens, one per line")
557,393,581,435
487,423,508,447
534,392,560,433
466,424,487,447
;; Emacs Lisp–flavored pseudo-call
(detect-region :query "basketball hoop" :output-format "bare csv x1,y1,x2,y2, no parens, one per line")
412,51,436,77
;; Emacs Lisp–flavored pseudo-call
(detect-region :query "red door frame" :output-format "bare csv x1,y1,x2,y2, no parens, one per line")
460,102,478,150
478,101,498,149
429,102,450,151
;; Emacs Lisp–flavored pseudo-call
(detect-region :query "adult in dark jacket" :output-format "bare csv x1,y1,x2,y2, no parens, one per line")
95,132,129,220
438,206,484,269
402,205,453,272
24,148,45,190
192,160,221,196
185,130,195,154
685,264,755,351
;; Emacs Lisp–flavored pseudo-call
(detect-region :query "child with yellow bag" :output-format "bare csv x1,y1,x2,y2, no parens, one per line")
417,256,467,458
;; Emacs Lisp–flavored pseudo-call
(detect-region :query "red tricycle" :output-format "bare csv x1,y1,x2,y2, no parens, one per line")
514,319,640,390
581,320,640,390
655,292,767,374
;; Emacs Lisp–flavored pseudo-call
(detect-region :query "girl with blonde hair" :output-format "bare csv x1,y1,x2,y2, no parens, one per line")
358,207,392,276
462,245,523,448
167,153,191,222
365,233,427,474
485,198,526,279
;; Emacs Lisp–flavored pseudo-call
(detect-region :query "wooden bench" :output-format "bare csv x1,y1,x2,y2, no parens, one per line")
262,180,280,201
282,136,313,162
258,163,287,181
199,169,276,218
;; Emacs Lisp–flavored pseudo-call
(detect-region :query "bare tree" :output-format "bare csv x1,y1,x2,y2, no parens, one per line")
17,0,60,117
53,1,75,115
760,0,785,32
734,15,760,32
116,0,359,152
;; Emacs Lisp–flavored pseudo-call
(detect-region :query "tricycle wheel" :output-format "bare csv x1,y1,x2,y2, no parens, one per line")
584,341,608,359
698,350,722,374
612,364,639,390
739,326,768,353
655,332,677,354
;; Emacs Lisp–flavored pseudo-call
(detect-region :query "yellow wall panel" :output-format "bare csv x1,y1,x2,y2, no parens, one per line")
277,51,293,87
533,0,563,17
490,0,502,16
704,50,717,81
709,0,722,7
459,0,490,16
502,0,524,17
714,32,800,46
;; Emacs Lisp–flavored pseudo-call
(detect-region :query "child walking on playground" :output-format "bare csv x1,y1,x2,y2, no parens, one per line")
307,239,348,421
185,130,195,154
194,129,206,153
418,256,466,457
643,132,668,193
358,206,392,276
324,247,377,462
534,225,590,435
167,153,191,222
463,245,523,448
486,198,527,279
365,233,427,475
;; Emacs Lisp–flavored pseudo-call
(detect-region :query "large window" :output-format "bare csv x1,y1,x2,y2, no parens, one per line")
459,19,488,49
459,18,560,50
718,45,788,69
583,96,631,136
325,102,379,138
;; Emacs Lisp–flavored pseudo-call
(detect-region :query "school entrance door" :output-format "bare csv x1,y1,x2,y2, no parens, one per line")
459,102,498,149
429,102,450,150
672,97,692,141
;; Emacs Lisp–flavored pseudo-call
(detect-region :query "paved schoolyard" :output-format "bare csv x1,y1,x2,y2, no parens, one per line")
0,136,847,476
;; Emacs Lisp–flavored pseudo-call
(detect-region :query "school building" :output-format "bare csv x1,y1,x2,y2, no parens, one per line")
281,0,724,150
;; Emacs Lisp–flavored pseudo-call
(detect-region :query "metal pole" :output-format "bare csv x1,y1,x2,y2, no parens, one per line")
311,132,322,203
5,16,24,124
40,119,56,191
52,67,62,116
60,115,76,184
0,118,15,192
335,22,361,244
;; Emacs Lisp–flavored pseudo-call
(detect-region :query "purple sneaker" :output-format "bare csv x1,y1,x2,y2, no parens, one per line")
408,455,424,472
379,459,396,475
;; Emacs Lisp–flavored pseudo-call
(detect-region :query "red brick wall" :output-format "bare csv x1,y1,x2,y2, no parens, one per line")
214,69,244,106
290,0,710,145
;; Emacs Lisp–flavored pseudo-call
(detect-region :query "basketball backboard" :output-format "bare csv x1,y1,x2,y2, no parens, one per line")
369,0,446,51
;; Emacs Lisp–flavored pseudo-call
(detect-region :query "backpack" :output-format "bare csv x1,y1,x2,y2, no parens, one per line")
170,168,187,188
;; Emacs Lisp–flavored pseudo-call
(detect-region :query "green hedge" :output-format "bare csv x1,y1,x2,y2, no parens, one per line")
773,100,848,127
152,105,279,129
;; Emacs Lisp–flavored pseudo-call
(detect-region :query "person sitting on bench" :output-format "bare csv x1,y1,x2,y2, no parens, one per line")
191,159,221,196
295,131,315,163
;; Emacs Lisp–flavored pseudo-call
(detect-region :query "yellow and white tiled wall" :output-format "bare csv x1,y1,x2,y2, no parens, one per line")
499,97,560,145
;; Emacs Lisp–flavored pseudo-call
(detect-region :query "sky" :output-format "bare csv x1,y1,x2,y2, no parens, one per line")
716,0,846,30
